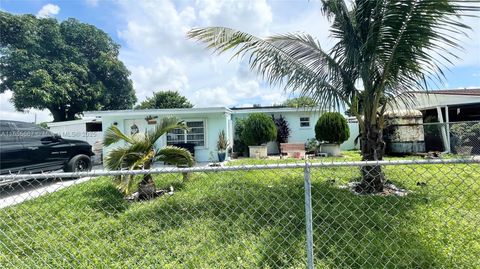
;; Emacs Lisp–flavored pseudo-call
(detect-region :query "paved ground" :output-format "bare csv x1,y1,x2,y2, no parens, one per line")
0,162,216,209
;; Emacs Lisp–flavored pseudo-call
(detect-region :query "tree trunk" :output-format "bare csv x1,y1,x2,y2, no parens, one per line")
50,107,66,122
137,162,156,199
137,175,156,199
66,110,76,121
356,122,386,193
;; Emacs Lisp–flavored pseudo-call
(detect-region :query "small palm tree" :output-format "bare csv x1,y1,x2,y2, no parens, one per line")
188,0,478,193
104,117,195,198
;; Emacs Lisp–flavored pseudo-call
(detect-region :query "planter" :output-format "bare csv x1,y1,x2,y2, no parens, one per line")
455,146,473,156
249,145,268,159
218,152,226,162
320,143,341,157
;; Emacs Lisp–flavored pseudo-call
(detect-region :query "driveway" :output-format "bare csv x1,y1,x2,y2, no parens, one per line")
0,162,215,209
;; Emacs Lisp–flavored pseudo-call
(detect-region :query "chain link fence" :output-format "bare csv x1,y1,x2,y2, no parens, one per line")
423,121,480,155
1,159,479,268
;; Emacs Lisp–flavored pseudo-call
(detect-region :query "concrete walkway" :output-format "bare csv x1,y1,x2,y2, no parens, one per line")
0,176,94,209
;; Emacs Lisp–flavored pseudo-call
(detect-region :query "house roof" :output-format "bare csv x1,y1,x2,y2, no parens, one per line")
47,117,101,127
230,106,323,114
83,107,232,117
413,88,480,96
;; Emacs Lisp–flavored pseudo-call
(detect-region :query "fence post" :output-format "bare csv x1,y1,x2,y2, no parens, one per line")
304,162,315,269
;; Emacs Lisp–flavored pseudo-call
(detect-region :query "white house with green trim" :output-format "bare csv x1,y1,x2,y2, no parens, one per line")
78,106,358,163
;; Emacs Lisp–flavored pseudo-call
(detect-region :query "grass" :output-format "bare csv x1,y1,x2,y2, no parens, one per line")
0,152,479,268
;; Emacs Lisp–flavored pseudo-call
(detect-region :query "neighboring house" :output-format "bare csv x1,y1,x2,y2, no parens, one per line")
389,88,480,153
81,106,358,163
47,118,103,163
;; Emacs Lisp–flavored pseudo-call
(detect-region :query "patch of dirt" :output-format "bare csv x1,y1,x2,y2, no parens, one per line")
339,182,410,197
125,186,174,202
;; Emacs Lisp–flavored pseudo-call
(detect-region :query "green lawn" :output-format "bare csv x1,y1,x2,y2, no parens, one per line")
1,152,479,268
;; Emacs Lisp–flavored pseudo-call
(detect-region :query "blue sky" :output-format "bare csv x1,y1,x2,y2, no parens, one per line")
1,0,479,122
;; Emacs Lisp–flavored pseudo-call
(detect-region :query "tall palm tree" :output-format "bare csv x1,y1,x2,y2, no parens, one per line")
104,116,195,198
188,0,478,193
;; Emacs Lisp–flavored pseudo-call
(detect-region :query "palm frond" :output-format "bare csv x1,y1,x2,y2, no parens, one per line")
104,125,134,146
188,27,352,111
155,146,195,167
147,116,188,145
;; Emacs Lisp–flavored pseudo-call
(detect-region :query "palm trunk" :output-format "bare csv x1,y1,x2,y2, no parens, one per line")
137,162,156,199
356,122,386,193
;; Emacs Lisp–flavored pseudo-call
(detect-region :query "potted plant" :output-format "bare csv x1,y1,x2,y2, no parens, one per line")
305,138,319,155
241,113,277,158
315,112,350,156
145,115,158,125
217,130,229,162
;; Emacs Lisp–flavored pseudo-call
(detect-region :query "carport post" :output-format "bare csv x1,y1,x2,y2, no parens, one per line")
304,162,315,269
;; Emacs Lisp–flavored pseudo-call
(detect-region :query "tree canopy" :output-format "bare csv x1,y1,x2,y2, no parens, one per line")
0,12,137,121
282,96,317,108
135,90,193,109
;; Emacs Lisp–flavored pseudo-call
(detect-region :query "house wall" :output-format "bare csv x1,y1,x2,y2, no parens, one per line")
101,112,231,163
231,110,359,154
47,121,103,163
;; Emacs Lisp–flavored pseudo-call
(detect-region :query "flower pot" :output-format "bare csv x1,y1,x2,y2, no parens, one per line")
455,146,473,156
319,143,341,157
218,152,226,162
249,145,268,159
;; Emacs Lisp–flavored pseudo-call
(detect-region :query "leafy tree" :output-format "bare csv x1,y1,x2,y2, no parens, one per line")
315,112,350,144
0,12,136,122
283,96,317,108
136,90,193,109
188,0,478,193
241,113,277,146
104,117,194,199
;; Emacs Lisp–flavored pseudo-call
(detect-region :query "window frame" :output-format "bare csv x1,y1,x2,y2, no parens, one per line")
299,116,311,128
166,119,207,149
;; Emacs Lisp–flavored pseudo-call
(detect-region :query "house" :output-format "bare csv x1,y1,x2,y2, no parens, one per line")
82,106,359,163
388,88,480,153
47,117,103,163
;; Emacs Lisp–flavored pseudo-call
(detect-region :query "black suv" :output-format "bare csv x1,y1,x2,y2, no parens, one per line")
0,120,94,174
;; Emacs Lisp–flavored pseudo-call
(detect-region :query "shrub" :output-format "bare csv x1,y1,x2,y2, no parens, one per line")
217,130,229,152
315,112,350,144
233,119,248,156
242,113,277,146
450,123,480,146
273,115,290,144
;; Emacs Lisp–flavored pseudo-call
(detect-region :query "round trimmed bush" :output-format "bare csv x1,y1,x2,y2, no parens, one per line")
241,113,277,146
315,112,350,144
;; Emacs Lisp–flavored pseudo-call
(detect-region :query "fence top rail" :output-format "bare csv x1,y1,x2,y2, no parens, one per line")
0,158,478,182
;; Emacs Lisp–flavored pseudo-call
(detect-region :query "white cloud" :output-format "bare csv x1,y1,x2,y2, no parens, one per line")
85,0,99,7
0,91,52,123
36,4,60,18
116,0,324,108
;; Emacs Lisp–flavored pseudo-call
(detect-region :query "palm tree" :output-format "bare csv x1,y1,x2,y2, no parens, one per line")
188,0,478,193
104,116,195,198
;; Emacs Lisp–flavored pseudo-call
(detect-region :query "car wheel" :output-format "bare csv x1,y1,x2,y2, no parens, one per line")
64,154,92,172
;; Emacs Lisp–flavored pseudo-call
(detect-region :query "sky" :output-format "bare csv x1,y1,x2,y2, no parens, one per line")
1,0,479,123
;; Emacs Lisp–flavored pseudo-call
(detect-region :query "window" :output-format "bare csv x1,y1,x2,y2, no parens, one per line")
86,122,102,132
167,120,205,147
300,117,310,127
